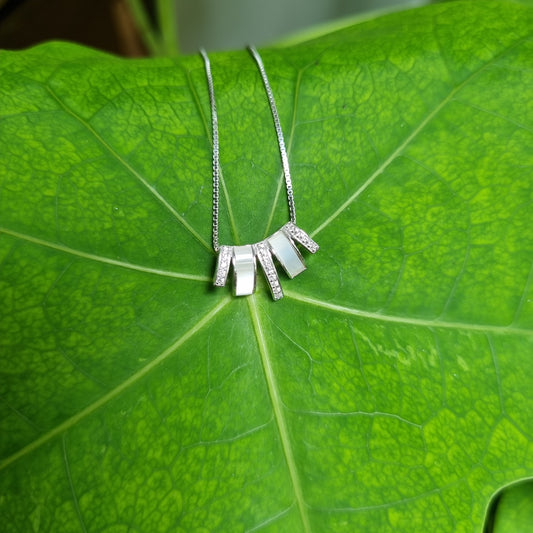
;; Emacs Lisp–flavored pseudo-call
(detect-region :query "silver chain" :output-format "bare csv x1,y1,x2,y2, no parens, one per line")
200,46,296,253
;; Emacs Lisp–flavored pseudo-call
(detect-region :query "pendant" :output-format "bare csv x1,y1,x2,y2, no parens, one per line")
213,222,319,301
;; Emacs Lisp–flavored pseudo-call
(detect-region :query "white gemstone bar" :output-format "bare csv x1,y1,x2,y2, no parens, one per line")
282,222,319,254
268,229,306,279
214,245,232,287
233,245,256,296
254,241,283,300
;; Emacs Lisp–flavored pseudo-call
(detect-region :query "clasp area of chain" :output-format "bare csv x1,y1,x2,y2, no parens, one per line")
213,222,319,301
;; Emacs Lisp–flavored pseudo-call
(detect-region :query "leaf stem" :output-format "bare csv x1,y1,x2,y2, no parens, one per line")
124,0,164,56
156,0,180,55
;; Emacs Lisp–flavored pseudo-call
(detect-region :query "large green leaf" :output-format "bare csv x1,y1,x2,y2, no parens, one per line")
1,1,532,531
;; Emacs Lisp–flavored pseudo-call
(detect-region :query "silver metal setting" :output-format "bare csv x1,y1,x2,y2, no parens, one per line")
201,46,320,301
214,245,232,287
254,241,283,301
282,222,319,254
213,223,319,300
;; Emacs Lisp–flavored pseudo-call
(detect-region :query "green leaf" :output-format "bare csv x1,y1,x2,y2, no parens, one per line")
490,481,533,532
1,1,532,531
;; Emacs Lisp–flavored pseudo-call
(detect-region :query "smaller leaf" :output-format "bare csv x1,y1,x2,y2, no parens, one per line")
489,481,533,533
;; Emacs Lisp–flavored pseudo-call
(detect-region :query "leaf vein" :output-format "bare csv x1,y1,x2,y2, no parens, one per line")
285,290,533,335
62,434,88,533
263,61,312,237
247,295,312,533
245,504,296,533
0,297,231,471
0,227,210,282
186,65,239,245
310,33,533,238
289,408,422,428
44,84,211,251
312,487,443,513
181,418,274,449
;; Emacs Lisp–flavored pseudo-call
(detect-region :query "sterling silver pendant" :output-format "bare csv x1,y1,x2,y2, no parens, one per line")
202,48,318,301
214,222,318,301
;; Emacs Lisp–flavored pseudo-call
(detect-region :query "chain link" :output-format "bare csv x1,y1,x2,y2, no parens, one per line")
200,46,297,253
200,49,220,252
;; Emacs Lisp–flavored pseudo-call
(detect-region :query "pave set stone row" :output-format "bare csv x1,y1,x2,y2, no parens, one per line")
213,245,233,286
214,222,319,301
254,241,283,300
283,221,319,254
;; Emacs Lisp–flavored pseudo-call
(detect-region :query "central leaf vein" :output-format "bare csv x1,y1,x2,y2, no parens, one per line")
247,295,312,533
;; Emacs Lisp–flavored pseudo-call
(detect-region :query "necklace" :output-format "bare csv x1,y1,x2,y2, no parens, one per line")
200,46,319,301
